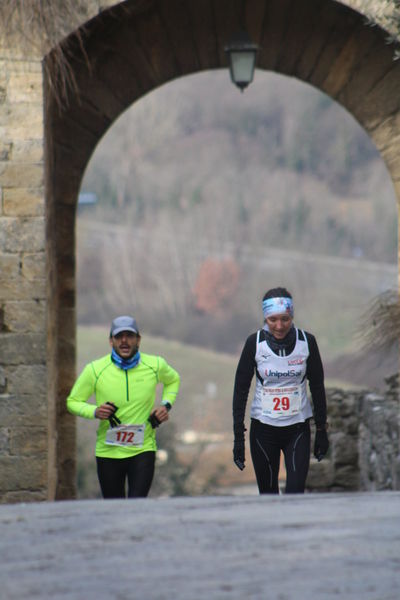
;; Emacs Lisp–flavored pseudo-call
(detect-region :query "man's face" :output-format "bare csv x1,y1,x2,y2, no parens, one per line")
110,331,141,359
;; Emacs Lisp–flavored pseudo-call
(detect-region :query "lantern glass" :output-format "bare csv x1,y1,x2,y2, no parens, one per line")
229,50,256,89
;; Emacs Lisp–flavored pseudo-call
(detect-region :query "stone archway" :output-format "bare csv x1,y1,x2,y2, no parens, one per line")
42,0,400,498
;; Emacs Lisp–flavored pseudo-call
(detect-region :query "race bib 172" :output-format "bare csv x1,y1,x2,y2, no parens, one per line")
105,424,145,447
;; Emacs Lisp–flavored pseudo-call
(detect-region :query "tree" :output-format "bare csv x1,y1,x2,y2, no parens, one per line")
192,258,240,315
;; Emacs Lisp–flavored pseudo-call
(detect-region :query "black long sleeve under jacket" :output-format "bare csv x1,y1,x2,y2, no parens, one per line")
232,328,327,431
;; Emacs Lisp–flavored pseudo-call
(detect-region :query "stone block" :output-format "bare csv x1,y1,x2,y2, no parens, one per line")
0,455,47,490
0,252,20,279
322,29,368,99
58,419,77,446
0,104,43,140
3,188,44,216
327,389,358,419
59,308,76,338
392,179,400,204
0,276,45,300
0,427,9,454
0,366,6,392
344,419,359,436
5,365,47,395
334,464,359,489
0,216,45,252
0,162,44,188
331,432,358,467
372,120,400,155
392,454,400,490
0,333,46,364
11,139,43,163
0,394,46,427
307,458,335,490
3,300,45,333
7,72,43,103
21,252,45,280
0,141,12,160
0,59,42,75
9,427,47,456
0,490,47,504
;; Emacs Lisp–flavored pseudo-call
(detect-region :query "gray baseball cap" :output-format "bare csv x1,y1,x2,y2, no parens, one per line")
110,315,140,337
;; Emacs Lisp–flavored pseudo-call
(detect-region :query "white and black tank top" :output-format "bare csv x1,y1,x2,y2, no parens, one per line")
250,327,313,426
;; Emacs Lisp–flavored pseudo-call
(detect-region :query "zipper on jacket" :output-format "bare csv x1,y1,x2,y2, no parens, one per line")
125,371,129,402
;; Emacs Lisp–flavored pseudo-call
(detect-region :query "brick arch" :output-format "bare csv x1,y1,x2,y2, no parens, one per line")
44,0,400,499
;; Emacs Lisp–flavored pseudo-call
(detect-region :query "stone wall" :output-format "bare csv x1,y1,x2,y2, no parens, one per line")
307,375,400,492
359,374,400,490
0,1,120,504
0,55,47,502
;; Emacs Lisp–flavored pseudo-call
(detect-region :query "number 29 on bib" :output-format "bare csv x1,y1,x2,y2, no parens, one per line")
261,386,301,419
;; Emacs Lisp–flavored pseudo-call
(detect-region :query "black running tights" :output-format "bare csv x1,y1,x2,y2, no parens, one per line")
250,418,311,494
96,452,156,499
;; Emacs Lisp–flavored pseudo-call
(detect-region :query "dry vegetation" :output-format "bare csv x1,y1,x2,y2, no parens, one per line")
0,1,116,104
346,0,400,36
0,0,90,49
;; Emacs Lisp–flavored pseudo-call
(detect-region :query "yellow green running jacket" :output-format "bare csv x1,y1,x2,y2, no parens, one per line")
66,353,180,458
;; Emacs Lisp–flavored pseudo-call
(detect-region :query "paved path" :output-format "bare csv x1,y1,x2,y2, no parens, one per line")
0,492,399,599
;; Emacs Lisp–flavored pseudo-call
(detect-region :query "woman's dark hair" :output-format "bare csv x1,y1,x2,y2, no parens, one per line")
263,287,292,301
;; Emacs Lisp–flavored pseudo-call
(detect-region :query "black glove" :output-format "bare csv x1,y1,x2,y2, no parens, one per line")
314,428,329,461
106,402,121,428
233,439,245,470
148,412,161,429
233,424,246,471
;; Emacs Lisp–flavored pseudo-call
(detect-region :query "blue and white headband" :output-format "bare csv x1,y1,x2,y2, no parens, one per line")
262,297,294,318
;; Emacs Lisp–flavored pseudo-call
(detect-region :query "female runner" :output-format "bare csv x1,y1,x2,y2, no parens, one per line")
232,287,329,494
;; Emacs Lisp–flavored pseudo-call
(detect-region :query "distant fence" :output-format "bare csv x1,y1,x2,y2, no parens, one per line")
307,375,400,492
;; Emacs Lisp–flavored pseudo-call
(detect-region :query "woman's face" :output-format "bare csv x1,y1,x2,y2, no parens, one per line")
265,314,293,339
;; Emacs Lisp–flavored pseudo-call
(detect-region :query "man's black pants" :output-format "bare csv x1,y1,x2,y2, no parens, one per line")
96,451,156,498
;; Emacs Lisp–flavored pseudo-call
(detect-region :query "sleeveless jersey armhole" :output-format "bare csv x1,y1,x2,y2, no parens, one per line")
255,330,264,384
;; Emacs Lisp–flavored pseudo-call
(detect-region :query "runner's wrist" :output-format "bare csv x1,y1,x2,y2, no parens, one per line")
316,422,329,431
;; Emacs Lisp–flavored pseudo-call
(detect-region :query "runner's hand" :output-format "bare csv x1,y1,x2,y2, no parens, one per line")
233,423,246,470
233,438,245,470
314,429,329,461
148,412,161,428
95,402,120,427
106,402,121,428
148,407,169,429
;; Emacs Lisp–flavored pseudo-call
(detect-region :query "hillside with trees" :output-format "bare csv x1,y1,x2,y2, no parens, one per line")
81,70,396,261
78,69,398,386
